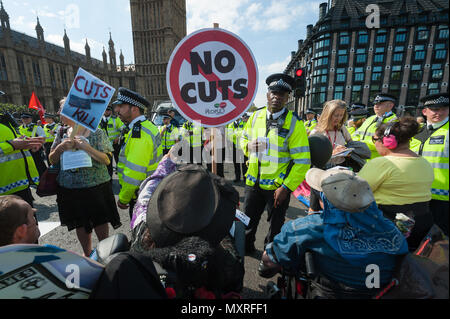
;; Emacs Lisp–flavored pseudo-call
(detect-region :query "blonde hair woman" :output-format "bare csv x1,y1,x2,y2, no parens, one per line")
311,100,352,166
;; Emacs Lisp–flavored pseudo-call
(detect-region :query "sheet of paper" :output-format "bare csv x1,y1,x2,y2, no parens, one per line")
331,147,354,159
62,149,92,170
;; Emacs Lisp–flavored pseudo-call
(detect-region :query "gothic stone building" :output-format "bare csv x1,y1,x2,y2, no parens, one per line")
285,0,449,115
0,0,187,112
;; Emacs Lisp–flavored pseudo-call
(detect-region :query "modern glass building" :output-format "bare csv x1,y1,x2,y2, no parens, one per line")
285,0,449,116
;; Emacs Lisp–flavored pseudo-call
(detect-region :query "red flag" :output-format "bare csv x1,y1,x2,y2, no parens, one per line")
28,91,46,124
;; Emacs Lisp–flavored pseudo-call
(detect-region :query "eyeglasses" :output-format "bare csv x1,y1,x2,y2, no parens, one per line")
372,136,382,143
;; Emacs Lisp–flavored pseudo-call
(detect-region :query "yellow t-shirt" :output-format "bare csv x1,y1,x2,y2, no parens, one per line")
358,155,434,206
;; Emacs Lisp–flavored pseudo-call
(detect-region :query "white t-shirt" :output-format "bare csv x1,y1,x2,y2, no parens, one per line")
310,126,352,165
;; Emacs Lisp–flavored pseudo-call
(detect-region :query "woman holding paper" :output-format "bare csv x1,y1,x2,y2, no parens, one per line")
310,99,353,167
49,98,121,257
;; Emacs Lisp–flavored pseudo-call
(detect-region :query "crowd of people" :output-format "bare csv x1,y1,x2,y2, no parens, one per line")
0,74,448,299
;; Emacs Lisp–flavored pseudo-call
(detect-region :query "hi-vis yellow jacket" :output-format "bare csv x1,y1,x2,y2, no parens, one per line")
0,119,39,195
118,118,162,204
240,107,310,191
181,121,203,148
353,113,398,159
411,121,449,202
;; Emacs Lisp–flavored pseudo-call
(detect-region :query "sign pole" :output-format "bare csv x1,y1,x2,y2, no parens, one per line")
211,22,219,175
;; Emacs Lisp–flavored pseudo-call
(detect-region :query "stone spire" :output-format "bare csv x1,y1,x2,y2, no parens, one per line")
0,1,10,30
36,17,44,42
108,32,117,68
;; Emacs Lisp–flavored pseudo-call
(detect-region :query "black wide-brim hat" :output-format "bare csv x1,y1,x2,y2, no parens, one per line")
420,93,449,109
266,73,295,93
146,164,239,248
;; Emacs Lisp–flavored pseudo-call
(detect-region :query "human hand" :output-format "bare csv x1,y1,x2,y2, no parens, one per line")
332,144,347,155
73,136,90,151
59,139,75,152
274,186,289,208
247,139,267,153
9,136,44,151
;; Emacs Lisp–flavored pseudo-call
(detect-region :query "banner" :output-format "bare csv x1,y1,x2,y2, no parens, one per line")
28,91,46,124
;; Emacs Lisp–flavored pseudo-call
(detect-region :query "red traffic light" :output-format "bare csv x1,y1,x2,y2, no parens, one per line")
295,69,303,77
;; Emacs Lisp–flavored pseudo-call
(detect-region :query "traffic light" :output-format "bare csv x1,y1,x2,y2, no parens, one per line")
294,68,306,98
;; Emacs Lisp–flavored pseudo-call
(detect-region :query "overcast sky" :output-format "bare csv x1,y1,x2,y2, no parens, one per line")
4,0,323,107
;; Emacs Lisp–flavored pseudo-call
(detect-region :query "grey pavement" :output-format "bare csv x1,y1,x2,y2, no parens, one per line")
34,163,308,299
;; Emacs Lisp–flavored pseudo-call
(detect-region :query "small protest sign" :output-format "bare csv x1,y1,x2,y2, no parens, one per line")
60,68,115,132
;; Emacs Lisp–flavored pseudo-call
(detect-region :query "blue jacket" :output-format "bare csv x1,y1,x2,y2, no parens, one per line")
265,197,408,289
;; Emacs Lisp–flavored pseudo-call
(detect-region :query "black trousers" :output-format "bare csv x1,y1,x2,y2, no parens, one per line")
113,143,121,167
31,149,47,177
232,143,247,181
429,199,449,236
243,185,291,248
206,147,225,178
44,142,52,165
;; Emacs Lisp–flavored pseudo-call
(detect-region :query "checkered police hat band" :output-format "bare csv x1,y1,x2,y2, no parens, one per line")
118,93,146,109
269,79,292,91
424,96,449,106
375,96,395,103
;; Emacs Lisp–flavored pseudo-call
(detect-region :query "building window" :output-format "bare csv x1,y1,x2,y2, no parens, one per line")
369,84,380,103
351,85,361,102
311,86,327,106
431,64,443,80
410,64,423,81
393,53,403,62
358,31,368,45
0,53,8,81
336,68,346,82
32,61,42,87
337,49,348,64
438,26,449,39
406,83,420,105
355,49,366,64
395,29,407,42
417,27,429,41
427,82,440,95
314,57,329,68
414,45,426,60
372,66,383,81
49,64,56,88
315,39,330,50
334,86,344,100
340,32,350,45
391,65,402,81
376,34,386,44
435,43,447,60
354,67,364,82
16,56,27,85
374,47,385,63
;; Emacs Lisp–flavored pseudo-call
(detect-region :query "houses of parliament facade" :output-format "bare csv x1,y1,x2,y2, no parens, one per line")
0,0,186,112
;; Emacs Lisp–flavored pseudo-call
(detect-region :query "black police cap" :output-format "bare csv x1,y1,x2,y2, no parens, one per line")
305,109,316,115
349,108,369,119
266,73,295,93
44,113,57,119
350,102,366,110
420,93,449,108
112,87,150,109
373,92,397,104
21,112,33,118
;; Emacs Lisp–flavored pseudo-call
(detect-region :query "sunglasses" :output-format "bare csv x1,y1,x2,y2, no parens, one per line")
372,136,382,143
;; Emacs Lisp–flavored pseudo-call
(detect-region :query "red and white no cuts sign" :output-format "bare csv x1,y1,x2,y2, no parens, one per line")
167,28,258,127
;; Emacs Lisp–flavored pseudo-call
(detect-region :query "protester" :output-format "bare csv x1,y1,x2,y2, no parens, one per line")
0,195,40,246
311,99,353,167
259,167,409,298
240,73,310,254
358,116,434,250
410,93,449,235
49,98,121,257
353,93,398,159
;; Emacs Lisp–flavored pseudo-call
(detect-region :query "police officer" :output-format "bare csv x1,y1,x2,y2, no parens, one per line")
159,113,181,156
181,120,204,164
19,112,47,176
353,93,398,159
0,91,43,206
43,113,60,164
226,115,246,183
113,88,163,219
347,107,369,138
304,109,317,136
100,105,124,176
240,73,311,253
411,93,449,235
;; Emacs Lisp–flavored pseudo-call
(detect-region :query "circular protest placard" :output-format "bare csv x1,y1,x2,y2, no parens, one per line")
167,28,258,127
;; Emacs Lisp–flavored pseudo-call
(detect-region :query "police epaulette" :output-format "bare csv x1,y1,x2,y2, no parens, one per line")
132,121,142,138
291,112,301,122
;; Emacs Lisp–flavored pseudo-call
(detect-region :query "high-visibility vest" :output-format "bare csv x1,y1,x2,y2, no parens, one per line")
0,121,40,195
159,124,180,150
411,121,449,201
353,113,398,159
43,123,60,143
181,122,203,148
240,107,311,191
105,116,124,143
305,119,317,135
226,121,244,146
117,119,162,204
19,124,38,138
